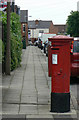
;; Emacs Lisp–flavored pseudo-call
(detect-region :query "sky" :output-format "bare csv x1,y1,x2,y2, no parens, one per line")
15,0,78,24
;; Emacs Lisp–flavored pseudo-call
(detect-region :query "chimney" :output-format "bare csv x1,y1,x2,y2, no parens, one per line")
35,20,39,25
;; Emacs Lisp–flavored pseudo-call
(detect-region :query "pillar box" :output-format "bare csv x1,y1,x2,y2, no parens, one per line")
48,35,73,113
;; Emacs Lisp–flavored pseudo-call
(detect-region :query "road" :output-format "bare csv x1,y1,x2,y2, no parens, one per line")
70,77,79,107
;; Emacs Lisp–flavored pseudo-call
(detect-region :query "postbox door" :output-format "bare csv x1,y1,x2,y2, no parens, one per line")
51,46,70,93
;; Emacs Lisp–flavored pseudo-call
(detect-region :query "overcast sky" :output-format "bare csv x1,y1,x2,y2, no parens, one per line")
15,0,78,24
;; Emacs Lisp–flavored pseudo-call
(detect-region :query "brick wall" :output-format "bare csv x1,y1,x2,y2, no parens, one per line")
49,23,67,35
53,25,67,34
26,23,28,46
49,22,58,34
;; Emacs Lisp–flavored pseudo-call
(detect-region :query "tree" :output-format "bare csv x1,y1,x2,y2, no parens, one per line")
66,11,79,37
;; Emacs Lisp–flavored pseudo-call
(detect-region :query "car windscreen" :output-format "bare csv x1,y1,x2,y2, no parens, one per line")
73,41,79,53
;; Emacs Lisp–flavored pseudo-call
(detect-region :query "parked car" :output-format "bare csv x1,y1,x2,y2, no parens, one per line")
28,39,33,46
45,42,49,57
71,38,79,77
43,41,47,53
34,40,38,46
41,33,56,48
38,38,43,49
43,40,49,56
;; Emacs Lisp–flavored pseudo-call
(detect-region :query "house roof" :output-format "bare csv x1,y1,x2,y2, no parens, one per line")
28,20,52,29
20,10,28,23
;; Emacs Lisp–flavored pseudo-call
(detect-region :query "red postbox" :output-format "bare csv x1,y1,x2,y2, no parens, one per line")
48,35,73,113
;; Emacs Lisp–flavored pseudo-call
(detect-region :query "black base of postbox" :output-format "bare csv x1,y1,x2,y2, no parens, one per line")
51,92,70,113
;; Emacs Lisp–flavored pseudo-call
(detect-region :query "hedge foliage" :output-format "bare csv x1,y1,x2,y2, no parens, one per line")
0,40,2,63
2,12,22,71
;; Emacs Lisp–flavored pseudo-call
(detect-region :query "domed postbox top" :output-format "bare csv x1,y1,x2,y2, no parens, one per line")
48,35,73,41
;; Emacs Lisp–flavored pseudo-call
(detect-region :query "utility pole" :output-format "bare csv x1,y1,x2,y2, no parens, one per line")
5,1,10,75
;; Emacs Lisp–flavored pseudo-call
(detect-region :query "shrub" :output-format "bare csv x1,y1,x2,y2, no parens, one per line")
0,40,2,63
2,12,22,71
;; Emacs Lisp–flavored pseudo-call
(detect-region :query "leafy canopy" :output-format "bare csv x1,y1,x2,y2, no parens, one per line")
66,11,79,37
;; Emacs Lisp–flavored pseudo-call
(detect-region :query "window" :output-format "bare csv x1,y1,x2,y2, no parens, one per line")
39,30,44,33
28,29,31,34
23,24,25,32
73,41,79,53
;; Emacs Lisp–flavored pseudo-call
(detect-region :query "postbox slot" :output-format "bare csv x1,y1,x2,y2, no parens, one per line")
51,48,59,50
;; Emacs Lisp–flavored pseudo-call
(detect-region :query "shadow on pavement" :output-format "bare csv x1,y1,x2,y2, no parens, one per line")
70,77,79,85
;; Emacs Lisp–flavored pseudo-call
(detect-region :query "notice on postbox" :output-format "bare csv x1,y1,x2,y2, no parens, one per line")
52,54,58,64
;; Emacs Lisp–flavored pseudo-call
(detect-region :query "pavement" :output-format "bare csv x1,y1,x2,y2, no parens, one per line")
1,46,79,119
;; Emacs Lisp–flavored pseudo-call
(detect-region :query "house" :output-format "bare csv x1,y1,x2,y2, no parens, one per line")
53,24,67,35
28,20,56,43
20,10,28,47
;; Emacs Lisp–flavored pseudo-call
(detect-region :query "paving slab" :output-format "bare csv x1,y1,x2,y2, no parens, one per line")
2,104,19,114
21,96,37,104
3,96,20,103
3,88,21,103
19,105,38,114
38,99,49,105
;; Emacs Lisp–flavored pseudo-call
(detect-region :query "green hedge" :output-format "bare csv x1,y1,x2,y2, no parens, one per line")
2,12,22,71
0,40,2,63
